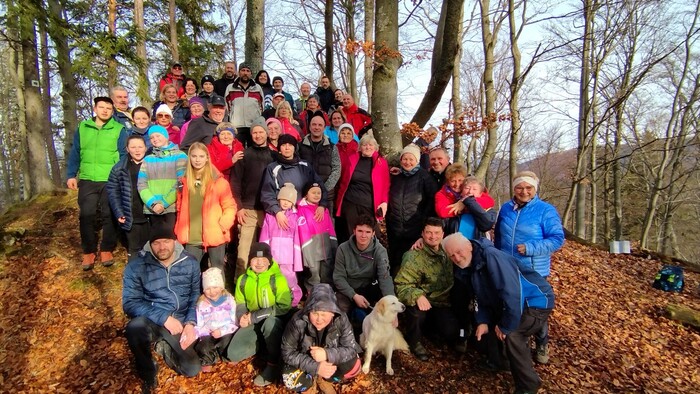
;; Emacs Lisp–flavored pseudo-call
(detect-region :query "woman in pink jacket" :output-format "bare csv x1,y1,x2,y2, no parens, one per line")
334,134,389,244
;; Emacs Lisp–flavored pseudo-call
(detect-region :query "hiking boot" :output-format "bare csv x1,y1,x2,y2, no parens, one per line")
141,376,158,394
316,378,337,394
81,253,96,271
410,342,430,361
455,338,469,353
100,251,115,267
535,344,549,364
253,363,279,387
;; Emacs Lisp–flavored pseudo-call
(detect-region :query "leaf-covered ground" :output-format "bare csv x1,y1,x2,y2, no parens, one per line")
0,192,698,393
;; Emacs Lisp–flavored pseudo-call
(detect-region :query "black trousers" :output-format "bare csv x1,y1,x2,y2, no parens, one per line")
386,233,417,276
336,281,383,315
125,316,201,383
125,221,150,262
505,308,552,392
403,304,459,348
236,127,252,147
194,333,234,365
77,180,119,254
336,199,376,245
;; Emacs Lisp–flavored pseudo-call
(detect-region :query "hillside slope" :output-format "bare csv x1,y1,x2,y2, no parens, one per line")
0,192,698,393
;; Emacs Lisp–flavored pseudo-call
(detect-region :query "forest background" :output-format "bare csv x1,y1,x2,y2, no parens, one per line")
0,0,698,261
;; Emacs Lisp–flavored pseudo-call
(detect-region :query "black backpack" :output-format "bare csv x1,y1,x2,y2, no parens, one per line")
652,265,684,293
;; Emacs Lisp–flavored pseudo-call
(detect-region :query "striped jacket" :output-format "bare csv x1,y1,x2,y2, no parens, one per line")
137,142,187,214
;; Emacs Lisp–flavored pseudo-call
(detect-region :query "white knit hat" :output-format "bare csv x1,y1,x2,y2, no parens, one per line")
202,267,225,290
155,104,173,117
401,143,421,163
277,182,298,204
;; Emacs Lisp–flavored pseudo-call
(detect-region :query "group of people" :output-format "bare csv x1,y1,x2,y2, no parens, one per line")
66,60,565,394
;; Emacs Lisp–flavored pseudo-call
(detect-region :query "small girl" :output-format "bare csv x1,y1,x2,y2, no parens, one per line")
297,182,337,294
259,183,303,306
194,267,238,373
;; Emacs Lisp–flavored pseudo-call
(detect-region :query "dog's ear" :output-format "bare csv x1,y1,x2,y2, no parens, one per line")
376,299,386,315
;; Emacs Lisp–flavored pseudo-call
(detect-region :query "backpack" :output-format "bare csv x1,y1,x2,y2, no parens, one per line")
652,265,684,293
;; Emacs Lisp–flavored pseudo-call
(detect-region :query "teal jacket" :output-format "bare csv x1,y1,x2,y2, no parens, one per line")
66,117,127,182
136,142,187,214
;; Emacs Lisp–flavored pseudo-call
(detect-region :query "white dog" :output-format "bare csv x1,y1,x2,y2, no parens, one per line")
359,295,409,375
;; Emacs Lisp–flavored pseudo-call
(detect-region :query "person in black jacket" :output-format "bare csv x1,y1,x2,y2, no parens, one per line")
298,114,341,205
214,61,236,97
386,144,438,274
106,135,149,262
281,283,361,393
230,119,275,281
179,94,227,152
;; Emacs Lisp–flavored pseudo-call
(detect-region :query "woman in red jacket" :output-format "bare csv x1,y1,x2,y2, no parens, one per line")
207,122,244,182
334,134,389,243
175,142,237,276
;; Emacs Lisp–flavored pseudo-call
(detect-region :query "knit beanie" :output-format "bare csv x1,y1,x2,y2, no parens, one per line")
155,104,173,117
338,123,355,135
250,116,269,134
249,242,272,262
401,143,421,163
266,117,282,132
302,181,322,198
149,225,176,244
278,182,298,203
512,171,539,193
200,75,215,86
147,125,169,140
278,133,298,149
188,97,205,110
202,267,225,290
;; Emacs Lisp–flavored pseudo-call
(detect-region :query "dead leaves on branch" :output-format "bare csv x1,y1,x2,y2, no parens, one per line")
0,195,698,393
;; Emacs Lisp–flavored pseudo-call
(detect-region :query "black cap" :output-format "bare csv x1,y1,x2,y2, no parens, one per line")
94,96,113,106
209,94,226,107
249,242,272,261
278,133,298,149
201,75,215,85
273,76,284,84
149,226,177,244
172,62,182,68
302,181,322,197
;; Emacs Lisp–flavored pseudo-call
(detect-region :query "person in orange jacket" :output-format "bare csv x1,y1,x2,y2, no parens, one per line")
175,142,237,280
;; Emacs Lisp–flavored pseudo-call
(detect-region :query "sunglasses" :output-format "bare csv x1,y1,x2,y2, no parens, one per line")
172,65,182,70
156,114,171,118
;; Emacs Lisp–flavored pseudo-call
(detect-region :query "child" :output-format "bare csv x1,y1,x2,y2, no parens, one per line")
259,183,303,306
106,135,149,262
297,182,337,293
281,283,361,393
194,267,238,373
137,125,187,232
228,242,292,386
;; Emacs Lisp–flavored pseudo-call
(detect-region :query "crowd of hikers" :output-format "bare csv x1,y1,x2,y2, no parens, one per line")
66,60,565,394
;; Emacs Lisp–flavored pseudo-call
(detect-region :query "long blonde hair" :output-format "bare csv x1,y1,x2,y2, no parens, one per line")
186,142,215,195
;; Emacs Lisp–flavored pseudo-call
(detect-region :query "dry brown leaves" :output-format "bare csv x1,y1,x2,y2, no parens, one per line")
0,194,698,393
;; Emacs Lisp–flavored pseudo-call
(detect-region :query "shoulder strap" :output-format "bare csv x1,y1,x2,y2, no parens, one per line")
239,274,247,296
269,274,277,296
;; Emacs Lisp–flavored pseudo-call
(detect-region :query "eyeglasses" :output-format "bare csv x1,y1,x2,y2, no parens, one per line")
156,114,171,118
172,65,182,70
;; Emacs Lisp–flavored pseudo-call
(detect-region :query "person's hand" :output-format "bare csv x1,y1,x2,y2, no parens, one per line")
211,329,222,339
517,244,527,255
317,361,337,379
353,294,370,309
411,238,424,251
117,217,126,224
291,119,299,125
152,203,165,214
179,324,196,349
447,201,465,215
377,202,387,219
310,346,328,362
66,178,78,191
232,151,244,164
276,211,290,230
314,206,325,222
416,295,431,311
389,167,400,175
239,313,251,328
164,316,184,336
475,324,489,341
237,209,248,225
494,325,506,341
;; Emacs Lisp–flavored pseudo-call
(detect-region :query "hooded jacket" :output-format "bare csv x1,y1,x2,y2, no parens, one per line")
333,236,394,301
281,284,358,374
230,144,275,210
297,199,337,283
260,158,329,215
106,155,141,231
494,196,564,277
224,78,263,128
259,208,303,272
341,104,372,137
137,142,187,214
122,241,200,326
235,259,292,324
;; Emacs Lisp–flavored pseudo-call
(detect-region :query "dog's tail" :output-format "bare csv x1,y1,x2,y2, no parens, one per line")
394,330,409,351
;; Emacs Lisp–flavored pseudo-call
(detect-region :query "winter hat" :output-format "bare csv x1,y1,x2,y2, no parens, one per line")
202,267,225,290
512,171,539,193
302,181,322,198
248,242,272,262
278,133,298,149
188,97,205,110
147,125,169,140
149,225,176,244
272,76,284,84
200,75,215,86
338,123,355,135
266,117,282,132
238,62,251,71
401,144,421,163
155,104,173,117
278,182,298,203
216,123,236,136
250,117,269,134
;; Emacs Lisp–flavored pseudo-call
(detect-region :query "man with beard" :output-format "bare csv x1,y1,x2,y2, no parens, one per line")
294,82,312,113
111,86,133,132
214,61,237,97
315,75,335,113
122,227,201,393
179,94,228,152
224,62,263,147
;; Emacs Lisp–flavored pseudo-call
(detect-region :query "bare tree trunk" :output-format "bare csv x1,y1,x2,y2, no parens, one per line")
107,0,117,90
372,0,403,157
134,0,150,106
245,0,264,72
324,0,335,83
363,0,374,111
342,1,357,101
507,0,522,182
38,16,61,186
169,0,179,62
451,7,464,164
589,125,597,243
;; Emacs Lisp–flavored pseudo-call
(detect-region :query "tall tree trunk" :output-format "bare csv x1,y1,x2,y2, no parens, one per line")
363,0,374,111
474,0,499,179
372,0,403,157
169,0,179,62
134,0,150,106
343,1,357,101
245,0,264,72
107,0,117,90
507,0,522,182
38,15,61,186
324,0,335,84
451,7,464,164
409,0,464,131
47,0,77,165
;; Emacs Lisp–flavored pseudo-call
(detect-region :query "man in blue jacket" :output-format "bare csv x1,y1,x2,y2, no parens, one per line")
443,233,554,394
122,227,201,393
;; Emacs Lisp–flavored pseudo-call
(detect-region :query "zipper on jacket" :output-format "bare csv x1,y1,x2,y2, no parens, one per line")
165,255,189,314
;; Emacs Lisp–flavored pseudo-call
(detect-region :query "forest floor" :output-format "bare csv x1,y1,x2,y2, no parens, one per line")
0,191,699,394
